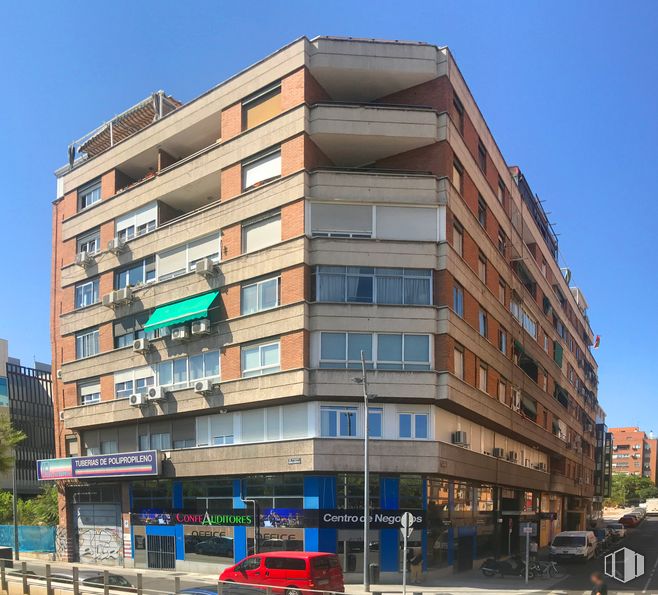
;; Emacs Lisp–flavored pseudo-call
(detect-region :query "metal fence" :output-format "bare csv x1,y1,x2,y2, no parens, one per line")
0,525,56,553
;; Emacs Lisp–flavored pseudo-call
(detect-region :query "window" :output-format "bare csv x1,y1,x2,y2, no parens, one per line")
399,412,428,439
77,228,100,256
158,234,221,281
311,203,373,238
497,380,506,403
498,281,506,304
511,300,537,339
100,440,117,455
76,328,99,359
454,346,464,380
242,148,281,190
315,267,431,305
477,140,487,172
115,257,156,289
478,255,487,283
321,406,357,437
75,279,99,308
150,432,172,450
477,196,487,227
241,341,280,377
114,312,150,348
242,212,281,253
241,277,280,315
498,230,507,255
453,222,464,256
189,351,220,382
478,309,488,337
453,96,464,134
115,367,155,399
368,408,383,438
452,160,464,193
544,334,549,353
79,379,101,405
478,364,488,392
497,179,506,204
318,332,430,371
116,202,158,242
78,179,101,211
498,329,507,354
453,285,464,318
242,82,282,130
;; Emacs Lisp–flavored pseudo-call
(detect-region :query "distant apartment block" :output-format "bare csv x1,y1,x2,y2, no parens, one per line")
610,426,658,484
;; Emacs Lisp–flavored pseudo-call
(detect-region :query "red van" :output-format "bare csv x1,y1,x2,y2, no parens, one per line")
219,551,344,594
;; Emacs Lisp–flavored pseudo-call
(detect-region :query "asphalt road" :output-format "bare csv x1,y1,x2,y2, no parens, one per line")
543,516,658,594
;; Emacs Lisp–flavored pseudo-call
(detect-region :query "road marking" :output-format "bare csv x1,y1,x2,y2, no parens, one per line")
643,547,658,593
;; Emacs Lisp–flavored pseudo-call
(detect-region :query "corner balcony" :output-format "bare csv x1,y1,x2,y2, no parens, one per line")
309,103,443,166
309,37,446,102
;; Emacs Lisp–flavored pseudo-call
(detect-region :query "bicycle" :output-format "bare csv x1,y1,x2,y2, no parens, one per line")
529,559,561,578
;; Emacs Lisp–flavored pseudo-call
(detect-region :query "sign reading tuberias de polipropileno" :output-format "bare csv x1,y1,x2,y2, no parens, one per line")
37,450,160,480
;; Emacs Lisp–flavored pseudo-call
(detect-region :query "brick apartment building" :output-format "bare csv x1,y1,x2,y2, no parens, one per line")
47,37,607,573
610,426,658,484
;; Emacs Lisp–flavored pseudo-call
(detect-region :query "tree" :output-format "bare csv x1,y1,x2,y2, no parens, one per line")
0,413,25,474
0,485,59,526
610,474,658,505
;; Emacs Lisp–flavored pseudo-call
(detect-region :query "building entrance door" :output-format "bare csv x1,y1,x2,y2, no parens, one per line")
147,534,176,570
73,503,122,566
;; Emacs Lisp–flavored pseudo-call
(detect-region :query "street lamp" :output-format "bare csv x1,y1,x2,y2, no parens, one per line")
241,497,258,554
352,351,376,592
12,446,19,561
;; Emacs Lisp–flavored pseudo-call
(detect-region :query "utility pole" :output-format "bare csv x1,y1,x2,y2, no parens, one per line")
354,351,372,591
241,497,258,554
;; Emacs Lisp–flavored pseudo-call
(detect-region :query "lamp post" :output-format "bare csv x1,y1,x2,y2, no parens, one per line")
241,498,258,554
353,351,374,591
12,447,19,561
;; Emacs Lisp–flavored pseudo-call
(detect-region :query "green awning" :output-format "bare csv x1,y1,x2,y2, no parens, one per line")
144,291,219,332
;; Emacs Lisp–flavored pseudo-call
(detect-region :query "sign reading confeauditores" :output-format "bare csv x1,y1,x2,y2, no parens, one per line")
37,451,160,480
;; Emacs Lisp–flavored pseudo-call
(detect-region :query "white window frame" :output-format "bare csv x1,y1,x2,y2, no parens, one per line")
320,405,358,438
242,148,282,190
156,351,221,390
79,379,101,406
116,202,158,242
115,257,156,289
478,364,488,393
241,212,282,254
241,276,280,315
75,328,100,360
157,234,221,281
78,179,101,211
454,346,464,380
398,411,429,440
77,228,100,256
75,279,99,309
114,367,155,399
241,341,281,378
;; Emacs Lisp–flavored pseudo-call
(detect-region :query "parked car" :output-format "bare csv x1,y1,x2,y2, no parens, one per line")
549,531,598,561
220,551,344,595
632,508,646,520
49,571,134,591
606,522,626,539
175,586,264,595
619,514,641,528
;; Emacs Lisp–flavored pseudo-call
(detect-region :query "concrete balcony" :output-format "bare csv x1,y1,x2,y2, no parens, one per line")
309,369,438,401
308,169,445,206
63,369,307,430
308,37,447,102
309,103,444,166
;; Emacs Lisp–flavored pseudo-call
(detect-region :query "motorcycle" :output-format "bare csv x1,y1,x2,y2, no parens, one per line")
480,555,534,579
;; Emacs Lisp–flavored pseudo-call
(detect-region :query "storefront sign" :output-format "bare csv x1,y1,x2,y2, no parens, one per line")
134,510,254,526
37,451,160,480
318,509,426,529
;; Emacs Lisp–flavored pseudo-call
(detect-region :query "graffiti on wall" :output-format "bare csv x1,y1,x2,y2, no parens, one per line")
55,526,69,561
77,528,123,563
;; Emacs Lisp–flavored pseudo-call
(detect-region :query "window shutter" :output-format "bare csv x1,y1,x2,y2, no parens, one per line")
158,245,187,280
242,150,281,188
187,233,220,264
243,215,281,253
377,207,438,241
311,203,372,234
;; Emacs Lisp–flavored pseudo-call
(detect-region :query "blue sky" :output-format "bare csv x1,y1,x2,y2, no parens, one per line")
1,1,656,429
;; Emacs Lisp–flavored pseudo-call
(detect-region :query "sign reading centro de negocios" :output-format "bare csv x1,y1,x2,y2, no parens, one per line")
318,509,425,529
37,451,160,480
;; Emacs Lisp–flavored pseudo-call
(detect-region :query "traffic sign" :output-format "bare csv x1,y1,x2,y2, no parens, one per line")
401,512,415,529
400,525,413,538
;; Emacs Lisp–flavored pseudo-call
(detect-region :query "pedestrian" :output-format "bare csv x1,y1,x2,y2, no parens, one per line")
409,548,423,584
590,570,608,595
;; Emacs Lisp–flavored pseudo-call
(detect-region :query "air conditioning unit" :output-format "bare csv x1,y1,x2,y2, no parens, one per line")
146,386,166,401
194,379,213,394
195,258,215,276
171,326,189,341
115,287,133,304
107,237,126,254
507,451,518,463
129,393,144,407
75,251,94,267
132,338,150,353
493,447,505,458
56,369,62,380
102,291,116,308
191,318,211,336
451,431,468,446
59,411,65,422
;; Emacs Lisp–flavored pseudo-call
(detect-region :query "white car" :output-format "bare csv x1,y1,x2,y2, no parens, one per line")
606,522,626,539
550,531,598,560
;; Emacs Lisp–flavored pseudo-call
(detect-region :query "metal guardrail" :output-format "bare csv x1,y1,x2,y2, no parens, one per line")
0,560,353,595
